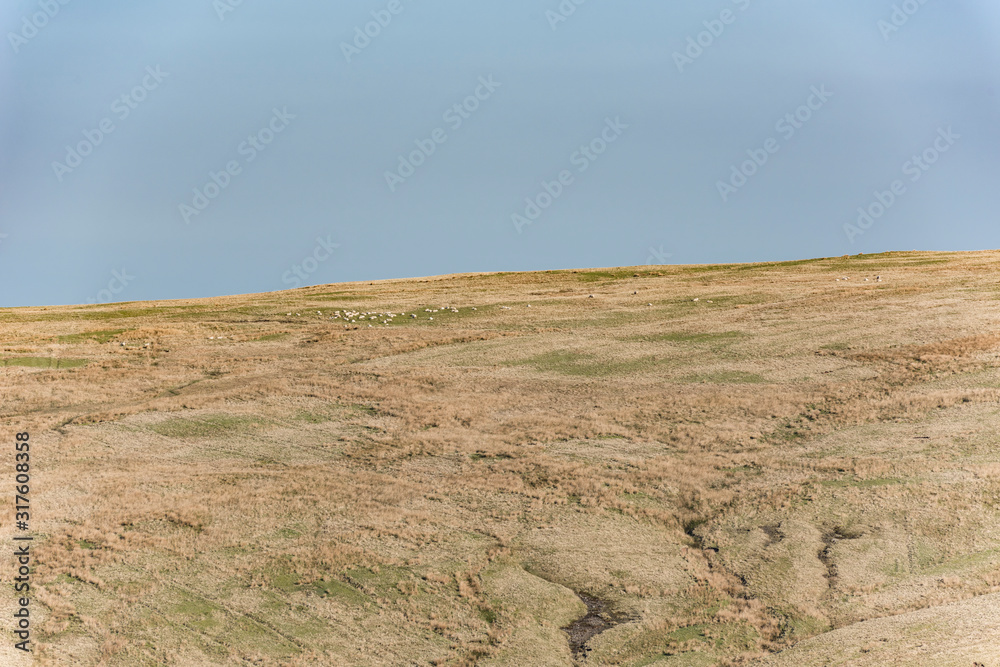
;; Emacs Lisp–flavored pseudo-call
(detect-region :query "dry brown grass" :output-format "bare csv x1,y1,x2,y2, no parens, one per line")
2,250,1000,665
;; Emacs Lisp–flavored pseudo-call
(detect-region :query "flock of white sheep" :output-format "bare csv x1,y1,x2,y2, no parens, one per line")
835,275,883,282
225,276,884,339
303,306,480,328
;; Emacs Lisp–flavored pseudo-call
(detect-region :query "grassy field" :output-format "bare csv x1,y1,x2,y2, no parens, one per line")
2,250,1000,665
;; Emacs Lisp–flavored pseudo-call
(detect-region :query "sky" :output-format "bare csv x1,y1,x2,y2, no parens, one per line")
1,0,999,307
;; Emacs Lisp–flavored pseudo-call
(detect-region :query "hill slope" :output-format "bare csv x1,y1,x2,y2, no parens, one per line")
3,251,1000,665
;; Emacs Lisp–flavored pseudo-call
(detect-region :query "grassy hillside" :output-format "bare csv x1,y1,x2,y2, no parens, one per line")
2,250,999,665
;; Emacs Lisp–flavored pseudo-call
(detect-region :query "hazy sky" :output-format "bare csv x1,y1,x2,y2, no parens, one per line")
2,1,999,307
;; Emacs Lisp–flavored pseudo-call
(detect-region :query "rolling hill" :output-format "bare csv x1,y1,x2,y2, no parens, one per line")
3,250,999,665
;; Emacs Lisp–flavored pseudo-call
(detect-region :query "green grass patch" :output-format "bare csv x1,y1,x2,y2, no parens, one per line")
823,253,952,271
505,350,671,378
57,329,128,344
253,332,289,342
273,526,302,539
266,564,368,604
576,271,626,282
216,306,284,317
0,357,89,369
507,349,588,373
564,268,676,282
676,257,827,275
769,257,831,268
782,613,831,641
676,263,748,275
666,623,710,643
310,292,376,301
911,539,940,572
894,258,950,266
311,578,369,604
684,294,770,306
344,565,410,599
621,492,660,509
151,414,274,438
172,591,221,631
0,304,214,324
291,410,332,424
679,370,766,384
271,570,301,593
155,379,203,398
819,477,903,489
349,403,379,417
637,331,743,344
921,547,999,576
87,307,198,320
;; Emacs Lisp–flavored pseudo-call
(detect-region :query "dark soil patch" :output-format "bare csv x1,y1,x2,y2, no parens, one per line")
761,524,784,546
562,592,631,659
819,527,863,588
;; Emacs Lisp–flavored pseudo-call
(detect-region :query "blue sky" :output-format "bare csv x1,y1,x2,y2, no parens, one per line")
2,0,998,306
